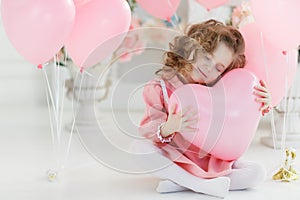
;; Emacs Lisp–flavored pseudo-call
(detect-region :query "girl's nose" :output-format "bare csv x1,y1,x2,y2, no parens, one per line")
205,66,212,72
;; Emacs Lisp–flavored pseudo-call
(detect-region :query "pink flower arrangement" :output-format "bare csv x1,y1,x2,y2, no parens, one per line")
231,2,254,29
114,3,182,62
142,18,175,47
114,14,146,62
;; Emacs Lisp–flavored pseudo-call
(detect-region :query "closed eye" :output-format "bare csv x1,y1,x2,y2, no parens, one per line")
205,55,211,61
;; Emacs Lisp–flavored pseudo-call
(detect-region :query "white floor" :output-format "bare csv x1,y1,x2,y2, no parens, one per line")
1,102,300,200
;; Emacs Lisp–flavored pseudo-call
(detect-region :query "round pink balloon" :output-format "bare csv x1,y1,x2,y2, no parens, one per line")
169,69,261,161
66,0,131,69
1,0,75,65
195,0,229,11
251,0,300,50
73,0,92,7
136,0,181,20
240,23,298,106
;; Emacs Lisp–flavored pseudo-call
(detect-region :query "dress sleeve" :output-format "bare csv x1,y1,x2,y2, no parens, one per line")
139,80,168,144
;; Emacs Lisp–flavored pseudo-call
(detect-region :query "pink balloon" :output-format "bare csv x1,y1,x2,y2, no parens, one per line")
251,0,300,50
136,0,180,20
169,69,261,161
1,0,75,65
72,0,92,7
195,0,229,11
240,23,298,106
66,0,131,69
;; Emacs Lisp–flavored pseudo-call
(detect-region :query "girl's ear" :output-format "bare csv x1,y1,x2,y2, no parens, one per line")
187,49,196,63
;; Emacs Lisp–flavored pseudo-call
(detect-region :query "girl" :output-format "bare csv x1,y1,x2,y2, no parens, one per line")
138,19,271,198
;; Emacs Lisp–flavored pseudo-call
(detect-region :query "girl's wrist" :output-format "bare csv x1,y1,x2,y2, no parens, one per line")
160,123,173,137
157,123,175,143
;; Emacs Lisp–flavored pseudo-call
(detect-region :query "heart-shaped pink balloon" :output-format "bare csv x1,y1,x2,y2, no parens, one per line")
169,69,261,161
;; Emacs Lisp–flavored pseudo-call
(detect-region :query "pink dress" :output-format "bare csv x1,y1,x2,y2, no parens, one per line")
139,74,234,179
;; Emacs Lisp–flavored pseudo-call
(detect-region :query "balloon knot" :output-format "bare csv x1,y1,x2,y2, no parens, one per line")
282,51,287,55
80,67,84,73
37,64,43,69
166,17,171,22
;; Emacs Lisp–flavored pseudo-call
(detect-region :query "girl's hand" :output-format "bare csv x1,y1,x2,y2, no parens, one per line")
161,104,198,137
253,80,272,116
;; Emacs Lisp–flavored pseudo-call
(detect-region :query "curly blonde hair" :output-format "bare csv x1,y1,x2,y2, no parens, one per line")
157,19,246,80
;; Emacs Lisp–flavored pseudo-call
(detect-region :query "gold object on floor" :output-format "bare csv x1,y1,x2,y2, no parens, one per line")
273,148,299,182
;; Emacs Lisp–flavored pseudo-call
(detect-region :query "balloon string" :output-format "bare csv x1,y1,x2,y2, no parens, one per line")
54,55,59,113
54,56,62,145
58,62,66,150
45,76,59,167
43,63,61,151
43,67,57,115
280,52,292,151
57,50,69,172
56,50,68,146
54,53,67,148
281,83,288,151
57,48,72,172
43,65,61,169
259,31,277,150
44,54,68,172
63,69,85,167
269,110,277,148
55,49,71,172
54,53,69,171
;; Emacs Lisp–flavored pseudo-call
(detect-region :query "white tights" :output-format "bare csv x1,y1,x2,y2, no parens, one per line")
156,159,266,194
225,159,266,190
131,141,266,198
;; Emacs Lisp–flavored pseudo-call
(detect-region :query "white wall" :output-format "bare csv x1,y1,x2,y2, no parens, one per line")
0,11,45,106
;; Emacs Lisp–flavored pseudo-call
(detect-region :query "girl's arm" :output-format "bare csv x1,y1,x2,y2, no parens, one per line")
139,80,169,144
139,80,198,143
